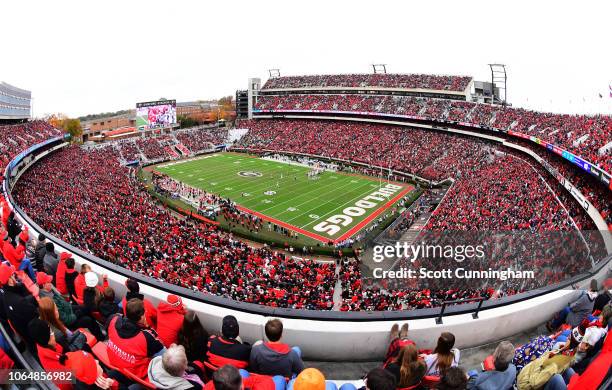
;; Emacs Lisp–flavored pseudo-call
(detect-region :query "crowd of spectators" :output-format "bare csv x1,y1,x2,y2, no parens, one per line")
510,138,612,230
13,146,337,310
176,128,228,153
262,74,473,92
339,258,497,312
109,127,228,163
254,94,612,173
0,233,610,390
113,139,141,162
4,119,605,315
239,119,590,231
136,137,172,161
424,154,576,231
237,119,604,310
0,120,61,174
238,118,494,183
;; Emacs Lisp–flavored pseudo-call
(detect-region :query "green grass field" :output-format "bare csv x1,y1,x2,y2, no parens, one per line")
154,153,413,242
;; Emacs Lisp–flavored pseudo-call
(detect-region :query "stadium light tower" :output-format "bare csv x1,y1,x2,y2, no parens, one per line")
488,64,508,106
268,69,281,78
372,64,387,74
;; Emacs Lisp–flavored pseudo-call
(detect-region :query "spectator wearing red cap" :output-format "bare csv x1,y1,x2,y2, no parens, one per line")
55,252,72,295
121,278,157,329
38,272,75,325
157,294,187,347
65,350,116,389
106,298,165,380
0,263,38,344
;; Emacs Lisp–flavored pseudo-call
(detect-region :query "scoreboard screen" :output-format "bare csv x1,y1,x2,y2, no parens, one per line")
136,100,177,130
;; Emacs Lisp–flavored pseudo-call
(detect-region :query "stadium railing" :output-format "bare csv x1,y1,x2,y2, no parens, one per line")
2,139,611,361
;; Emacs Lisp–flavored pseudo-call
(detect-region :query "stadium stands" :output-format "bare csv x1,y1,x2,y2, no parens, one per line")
13,145,337,310
0,117,611,389
0,120,61,172
176,127,228,153
109,127,228,163
254,94,612,174
237,118,596,230
10,119,601,315
136,137,172,161
261,74,473,92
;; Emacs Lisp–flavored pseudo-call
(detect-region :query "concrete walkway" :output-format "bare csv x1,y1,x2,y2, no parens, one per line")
304,322,549,380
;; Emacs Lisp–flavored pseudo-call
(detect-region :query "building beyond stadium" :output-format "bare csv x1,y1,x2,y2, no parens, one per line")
0,81,31,121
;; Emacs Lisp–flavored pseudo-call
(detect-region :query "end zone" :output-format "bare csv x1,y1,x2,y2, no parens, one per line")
237,184,414,244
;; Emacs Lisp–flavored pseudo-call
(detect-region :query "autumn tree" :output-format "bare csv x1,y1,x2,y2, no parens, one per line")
45,113,68,129
45,114,82,139
63,118,83,138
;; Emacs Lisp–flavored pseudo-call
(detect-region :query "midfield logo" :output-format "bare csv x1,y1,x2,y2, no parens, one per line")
238,171,263,177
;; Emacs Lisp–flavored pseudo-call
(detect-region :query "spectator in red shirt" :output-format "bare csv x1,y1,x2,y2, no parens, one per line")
73,263,90,303
55,252,72,296
1,232,35,280
106,298,165,380
156,294,187,348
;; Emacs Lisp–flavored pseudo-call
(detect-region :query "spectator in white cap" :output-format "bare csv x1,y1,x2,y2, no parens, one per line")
79,271,107,316
85,271,98,288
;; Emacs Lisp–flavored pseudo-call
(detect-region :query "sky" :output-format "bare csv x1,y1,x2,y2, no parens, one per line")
1,0,611,118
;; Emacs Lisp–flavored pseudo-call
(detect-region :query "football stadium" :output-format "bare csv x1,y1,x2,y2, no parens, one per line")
0,1,611,389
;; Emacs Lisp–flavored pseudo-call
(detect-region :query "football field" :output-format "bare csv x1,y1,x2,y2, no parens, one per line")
154,153,413,243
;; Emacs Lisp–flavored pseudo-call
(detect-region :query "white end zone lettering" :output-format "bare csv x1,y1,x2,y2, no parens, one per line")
313,183,404,237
